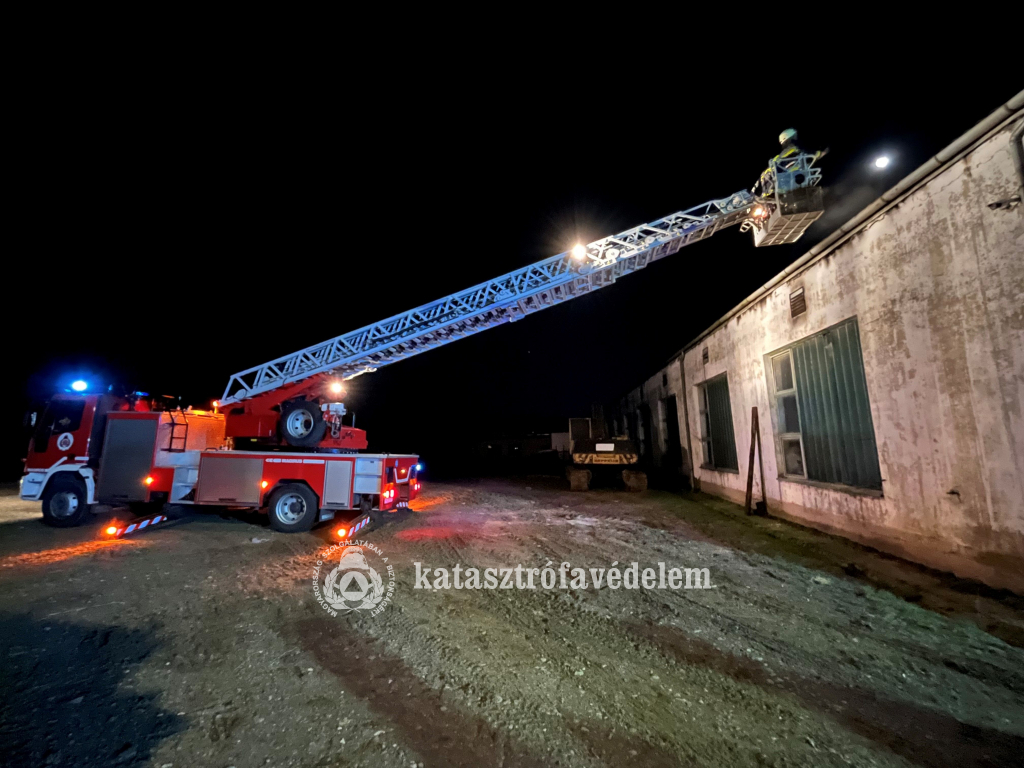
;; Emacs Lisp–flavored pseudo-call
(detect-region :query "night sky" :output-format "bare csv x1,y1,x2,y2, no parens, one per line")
3,65,1019,480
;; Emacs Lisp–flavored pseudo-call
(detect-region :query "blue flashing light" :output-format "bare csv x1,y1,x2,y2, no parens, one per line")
416,463,423,471
71,380,88,392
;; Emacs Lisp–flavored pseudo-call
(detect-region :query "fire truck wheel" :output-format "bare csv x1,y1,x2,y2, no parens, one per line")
279,400,327,448
267,483,319,532
41,474,90,527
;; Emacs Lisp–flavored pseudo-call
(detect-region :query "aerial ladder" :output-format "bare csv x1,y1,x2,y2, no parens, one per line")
219,146,824,453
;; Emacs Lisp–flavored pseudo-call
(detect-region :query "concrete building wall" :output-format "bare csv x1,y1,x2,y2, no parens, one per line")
620,112,1024,592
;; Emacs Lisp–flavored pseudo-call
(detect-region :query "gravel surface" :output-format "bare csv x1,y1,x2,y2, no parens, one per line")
1,479,1022,767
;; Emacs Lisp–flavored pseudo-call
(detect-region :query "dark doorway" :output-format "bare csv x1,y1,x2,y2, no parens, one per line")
662,395,683,474
638,404,653,465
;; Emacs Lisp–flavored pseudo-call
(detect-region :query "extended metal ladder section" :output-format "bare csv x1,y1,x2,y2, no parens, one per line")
167,411,189,452
221,158,819,405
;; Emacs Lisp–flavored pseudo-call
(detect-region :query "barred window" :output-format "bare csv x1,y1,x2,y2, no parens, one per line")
767,318,881,490
698,374,738,471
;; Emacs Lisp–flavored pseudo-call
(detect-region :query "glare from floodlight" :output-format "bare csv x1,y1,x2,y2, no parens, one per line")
572,244,587,259
874,156,890,169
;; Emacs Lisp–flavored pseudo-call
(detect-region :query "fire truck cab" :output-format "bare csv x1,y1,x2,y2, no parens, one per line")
22,393,123,525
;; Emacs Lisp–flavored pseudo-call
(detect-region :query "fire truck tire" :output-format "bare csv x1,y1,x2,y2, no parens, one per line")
279,400,327,448
41,474,91,527
267,483,319,533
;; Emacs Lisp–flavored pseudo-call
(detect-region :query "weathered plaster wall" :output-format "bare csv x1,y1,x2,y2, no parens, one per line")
629,118,1024,592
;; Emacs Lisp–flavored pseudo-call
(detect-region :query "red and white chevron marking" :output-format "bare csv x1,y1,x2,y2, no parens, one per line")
107,513,168,539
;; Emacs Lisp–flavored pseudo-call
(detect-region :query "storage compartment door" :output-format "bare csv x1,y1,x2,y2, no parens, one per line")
197,456,263,504
323,461,354,508
96,418,159,503
354,457,382,495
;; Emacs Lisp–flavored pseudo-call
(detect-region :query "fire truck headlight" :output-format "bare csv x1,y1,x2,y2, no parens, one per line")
71,380,88,392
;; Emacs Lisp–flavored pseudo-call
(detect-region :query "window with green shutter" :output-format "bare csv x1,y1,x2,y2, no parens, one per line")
767,317,882,491
698,374,738,471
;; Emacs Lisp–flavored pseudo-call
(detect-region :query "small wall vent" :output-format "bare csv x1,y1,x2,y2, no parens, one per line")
702,347,709,364
790,287,807,318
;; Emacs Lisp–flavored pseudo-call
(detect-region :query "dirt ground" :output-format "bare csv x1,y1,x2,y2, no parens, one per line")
1,478,1022,768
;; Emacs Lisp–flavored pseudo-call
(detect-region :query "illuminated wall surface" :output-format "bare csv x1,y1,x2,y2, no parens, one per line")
619,112,1024,593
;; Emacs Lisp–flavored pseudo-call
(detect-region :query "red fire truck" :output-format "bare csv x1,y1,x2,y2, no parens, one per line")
21,391,420,534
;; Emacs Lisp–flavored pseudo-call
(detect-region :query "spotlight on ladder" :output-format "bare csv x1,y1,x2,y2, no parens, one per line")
571,244,587,259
